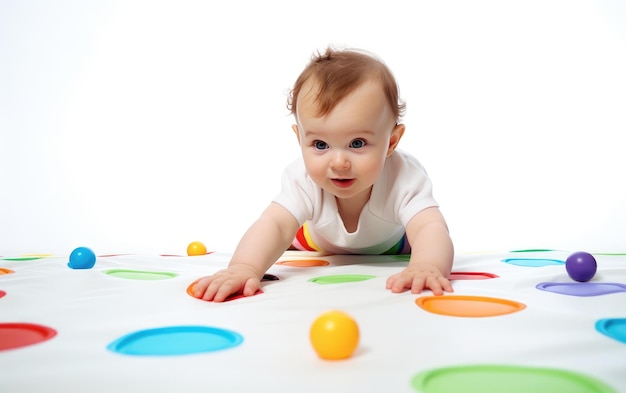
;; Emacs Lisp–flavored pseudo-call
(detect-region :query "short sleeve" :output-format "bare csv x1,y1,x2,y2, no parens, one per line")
372,150,439,227
271,159,317,226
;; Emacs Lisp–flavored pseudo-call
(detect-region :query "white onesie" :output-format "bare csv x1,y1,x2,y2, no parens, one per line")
272,150,438,254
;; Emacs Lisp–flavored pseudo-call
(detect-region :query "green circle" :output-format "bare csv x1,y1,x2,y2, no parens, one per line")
308,274,375,285
510,249,556,253
411,365,616,393
103,269,178,281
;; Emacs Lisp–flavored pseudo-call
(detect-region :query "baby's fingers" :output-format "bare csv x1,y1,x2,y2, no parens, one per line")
211,279,245,302
440,277,454,293
409,277,427,294
192,277,212,298
420,276,453,296
242,277,261,297
387,274,410,293
418,276,442,295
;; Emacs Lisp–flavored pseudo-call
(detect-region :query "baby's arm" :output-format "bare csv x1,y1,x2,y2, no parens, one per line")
193,202,300,302
386,207,454,296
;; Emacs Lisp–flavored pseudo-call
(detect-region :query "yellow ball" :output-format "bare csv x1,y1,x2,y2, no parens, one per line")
186,241,207,256
310,310,359,360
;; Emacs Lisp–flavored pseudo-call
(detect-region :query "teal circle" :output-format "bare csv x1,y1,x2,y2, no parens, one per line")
596,318,626,344
502,258,564,267
107,325,243,356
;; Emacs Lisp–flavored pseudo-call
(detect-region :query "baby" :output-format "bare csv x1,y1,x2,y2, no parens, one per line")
193,47,454,302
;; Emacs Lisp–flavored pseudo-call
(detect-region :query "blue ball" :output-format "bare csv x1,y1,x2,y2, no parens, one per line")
565,251,597,282
68,247,96,269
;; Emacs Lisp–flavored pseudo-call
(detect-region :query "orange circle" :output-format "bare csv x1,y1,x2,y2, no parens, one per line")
187,241,207,256
186,281,199,297
276,259,329,267
0,268,14,275
310,310,359,360
416,295,526,317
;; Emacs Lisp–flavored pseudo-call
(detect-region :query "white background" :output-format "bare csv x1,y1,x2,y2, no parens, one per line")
1,0,625,256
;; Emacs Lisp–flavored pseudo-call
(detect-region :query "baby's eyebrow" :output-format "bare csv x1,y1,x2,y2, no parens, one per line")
302,130,324,138
350,129,376,136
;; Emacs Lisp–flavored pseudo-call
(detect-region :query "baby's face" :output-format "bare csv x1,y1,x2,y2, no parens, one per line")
293,80,403,203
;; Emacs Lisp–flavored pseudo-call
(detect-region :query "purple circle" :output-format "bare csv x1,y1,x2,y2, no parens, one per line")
565,251,597,282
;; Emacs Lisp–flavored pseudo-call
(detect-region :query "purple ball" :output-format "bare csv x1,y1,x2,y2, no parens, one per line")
565,251,597,282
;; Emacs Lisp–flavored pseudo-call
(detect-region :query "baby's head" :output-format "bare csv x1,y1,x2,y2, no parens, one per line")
287,47,405,122
287,48,407,202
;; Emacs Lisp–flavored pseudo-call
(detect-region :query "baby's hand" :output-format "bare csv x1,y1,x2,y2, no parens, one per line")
192,264,261,302
386,263,453,296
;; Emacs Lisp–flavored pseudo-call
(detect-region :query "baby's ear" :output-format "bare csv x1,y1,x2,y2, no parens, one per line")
387,123,405,156
292,124,301,144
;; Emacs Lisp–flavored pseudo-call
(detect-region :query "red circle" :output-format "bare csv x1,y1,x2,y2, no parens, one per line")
449,271,499,280
0,323,57,351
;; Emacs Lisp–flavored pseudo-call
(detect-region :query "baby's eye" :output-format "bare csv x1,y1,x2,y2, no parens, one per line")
349,138,366,149
313,140,329,150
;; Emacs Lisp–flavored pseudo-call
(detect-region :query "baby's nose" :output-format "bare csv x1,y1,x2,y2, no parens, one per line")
330,151,350,171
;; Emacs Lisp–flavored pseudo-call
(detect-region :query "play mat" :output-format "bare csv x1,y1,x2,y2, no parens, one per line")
1,248,624,392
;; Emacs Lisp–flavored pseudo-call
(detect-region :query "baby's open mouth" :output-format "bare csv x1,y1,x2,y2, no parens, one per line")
331,178,355,188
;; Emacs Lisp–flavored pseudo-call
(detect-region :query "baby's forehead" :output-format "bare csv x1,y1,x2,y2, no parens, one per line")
297,77,384,117
296,79,323,107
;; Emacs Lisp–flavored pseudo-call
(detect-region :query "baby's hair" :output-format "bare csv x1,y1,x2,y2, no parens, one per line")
287,47,406,121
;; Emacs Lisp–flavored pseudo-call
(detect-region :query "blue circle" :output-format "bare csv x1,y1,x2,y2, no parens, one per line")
68,247,96,269
107,325,244,356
